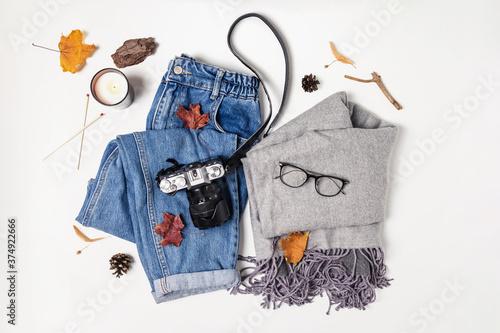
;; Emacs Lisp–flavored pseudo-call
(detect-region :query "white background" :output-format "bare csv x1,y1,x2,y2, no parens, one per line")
1,1,499,332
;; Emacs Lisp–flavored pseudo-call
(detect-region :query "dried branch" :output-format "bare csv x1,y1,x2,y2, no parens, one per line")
345,72,402,110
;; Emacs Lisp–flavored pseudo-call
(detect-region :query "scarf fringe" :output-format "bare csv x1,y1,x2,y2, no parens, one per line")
231,247,391,314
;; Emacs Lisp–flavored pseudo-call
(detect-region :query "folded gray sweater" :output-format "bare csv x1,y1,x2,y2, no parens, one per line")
232,91,398,313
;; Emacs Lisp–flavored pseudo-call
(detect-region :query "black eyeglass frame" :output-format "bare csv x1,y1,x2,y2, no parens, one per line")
276,162,350,197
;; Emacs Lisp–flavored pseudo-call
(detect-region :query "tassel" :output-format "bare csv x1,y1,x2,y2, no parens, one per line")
231,247,391,314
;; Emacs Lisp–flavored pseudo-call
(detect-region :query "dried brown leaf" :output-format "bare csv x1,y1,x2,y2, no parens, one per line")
176,103,210,130
326,41,355,68
155,213,185,247
73,225,108,242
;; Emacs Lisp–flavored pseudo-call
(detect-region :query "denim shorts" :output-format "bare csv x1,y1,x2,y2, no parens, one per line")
76,54,261,303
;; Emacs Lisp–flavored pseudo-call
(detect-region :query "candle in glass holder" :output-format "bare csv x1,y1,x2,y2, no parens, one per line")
91,68,134,109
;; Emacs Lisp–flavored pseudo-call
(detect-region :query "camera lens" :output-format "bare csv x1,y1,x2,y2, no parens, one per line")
209,166,222,178
175,177,186,187
159,179,171,191
187,182,229,229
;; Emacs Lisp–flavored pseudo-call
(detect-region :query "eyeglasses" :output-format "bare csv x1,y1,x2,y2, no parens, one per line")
274,162,349,197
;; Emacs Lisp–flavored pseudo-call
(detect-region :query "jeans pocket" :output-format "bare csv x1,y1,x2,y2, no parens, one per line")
166,85,225,131
147,80,180,130
212,94,261,140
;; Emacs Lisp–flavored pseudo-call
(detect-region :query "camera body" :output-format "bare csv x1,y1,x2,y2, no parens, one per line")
157,159,225,194
156,158,230,230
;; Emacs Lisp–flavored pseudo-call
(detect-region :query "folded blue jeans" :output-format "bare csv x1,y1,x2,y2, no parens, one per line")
76,54,261,302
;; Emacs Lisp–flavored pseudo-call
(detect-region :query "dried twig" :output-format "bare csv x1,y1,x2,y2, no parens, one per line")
345,72,402,110
77,94,90,170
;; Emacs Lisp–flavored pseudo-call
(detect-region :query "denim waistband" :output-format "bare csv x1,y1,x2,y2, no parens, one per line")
165,54,259,99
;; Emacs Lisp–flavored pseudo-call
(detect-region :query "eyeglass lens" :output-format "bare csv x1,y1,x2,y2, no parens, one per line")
315,176,344,196
281,165,308,187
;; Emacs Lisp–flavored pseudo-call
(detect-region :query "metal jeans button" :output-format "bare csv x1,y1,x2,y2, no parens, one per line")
173,66,183,75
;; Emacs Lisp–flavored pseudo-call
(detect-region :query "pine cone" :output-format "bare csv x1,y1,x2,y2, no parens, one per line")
301,74,320,93
109,253,132,278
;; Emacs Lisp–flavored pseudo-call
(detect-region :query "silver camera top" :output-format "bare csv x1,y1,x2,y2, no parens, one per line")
158,159,225,194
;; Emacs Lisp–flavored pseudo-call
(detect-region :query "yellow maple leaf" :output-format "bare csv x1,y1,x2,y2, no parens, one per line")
58,29,95,73
279,231,310,266
325,41,355,68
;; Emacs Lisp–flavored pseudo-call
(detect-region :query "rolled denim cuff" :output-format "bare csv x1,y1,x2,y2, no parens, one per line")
152,269,240,303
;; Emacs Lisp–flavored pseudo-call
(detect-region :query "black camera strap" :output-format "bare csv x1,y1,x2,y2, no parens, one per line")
224,13,290,172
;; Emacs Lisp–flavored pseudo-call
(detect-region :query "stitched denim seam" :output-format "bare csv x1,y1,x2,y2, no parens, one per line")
161,82,178,130
83,146,119,226
230,182,239,267
165,78,257,100
230,138,240,267
164,78,255,89
133,132,170,277
151,83,168,130
166,79,212,92
168,85,185,129
152,269,241,301
221,78,255,88
210,69,225,100
211,94,225,133
161,278,169,293
174,56,257,80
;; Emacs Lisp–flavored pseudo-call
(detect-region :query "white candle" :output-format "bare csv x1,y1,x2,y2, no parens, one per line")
91,69,134,109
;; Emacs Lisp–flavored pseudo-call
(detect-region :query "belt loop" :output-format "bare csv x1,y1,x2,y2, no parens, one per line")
210,69,225,100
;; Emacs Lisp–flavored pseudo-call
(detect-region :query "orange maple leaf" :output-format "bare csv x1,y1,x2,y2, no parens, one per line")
176,103,210,130
58,29,95,74
155,213,185,247
325,41,355,68
279,231,310,266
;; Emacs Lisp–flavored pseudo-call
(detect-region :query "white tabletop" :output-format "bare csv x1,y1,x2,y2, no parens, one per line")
1,1,499,332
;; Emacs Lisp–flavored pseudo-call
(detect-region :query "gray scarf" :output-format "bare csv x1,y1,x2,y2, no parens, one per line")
232,92,398,313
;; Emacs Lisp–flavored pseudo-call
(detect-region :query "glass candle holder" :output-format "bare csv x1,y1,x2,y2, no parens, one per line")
90,68,134,109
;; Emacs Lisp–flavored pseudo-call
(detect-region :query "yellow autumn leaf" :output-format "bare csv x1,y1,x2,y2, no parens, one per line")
325,41,355,68
279,231,310,266
58,29,95,73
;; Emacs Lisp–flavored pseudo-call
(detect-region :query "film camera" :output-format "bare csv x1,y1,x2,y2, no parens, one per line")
156,158,230,230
